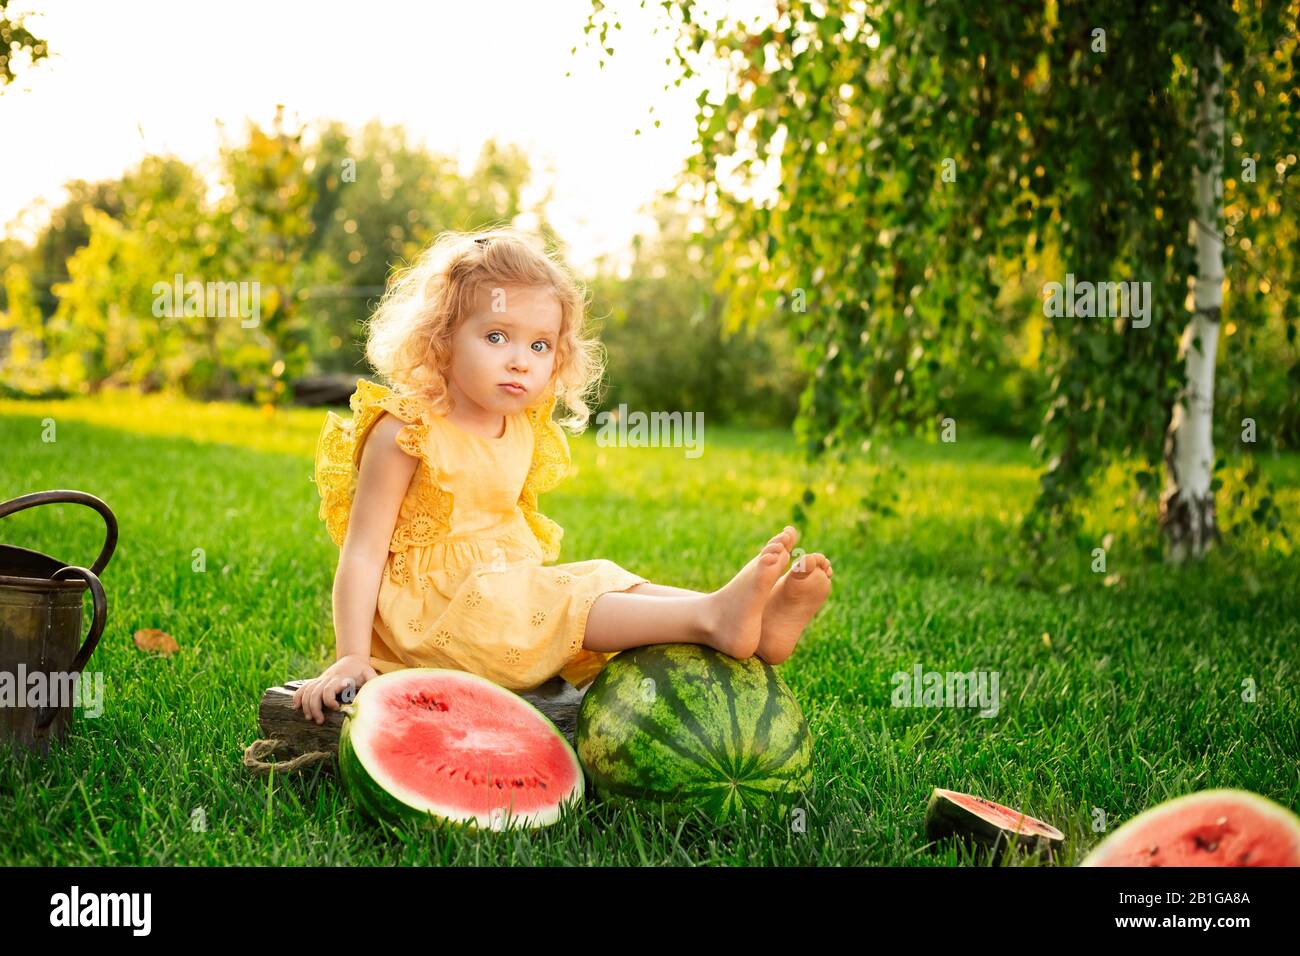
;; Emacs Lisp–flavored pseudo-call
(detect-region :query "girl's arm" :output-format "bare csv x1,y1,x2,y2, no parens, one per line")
332,412,418,658
294,413,417,722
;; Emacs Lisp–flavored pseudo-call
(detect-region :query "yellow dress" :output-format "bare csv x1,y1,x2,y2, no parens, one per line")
313,378,646,690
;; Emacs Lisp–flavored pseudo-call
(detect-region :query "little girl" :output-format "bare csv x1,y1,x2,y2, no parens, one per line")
294,228,832,724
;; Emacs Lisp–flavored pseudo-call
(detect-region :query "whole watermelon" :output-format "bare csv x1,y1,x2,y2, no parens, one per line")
575,644,813,823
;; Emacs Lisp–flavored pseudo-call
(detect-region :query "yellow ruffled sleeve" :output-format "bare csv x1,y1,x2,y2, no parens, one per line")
314,378,447,550
518,390,571,563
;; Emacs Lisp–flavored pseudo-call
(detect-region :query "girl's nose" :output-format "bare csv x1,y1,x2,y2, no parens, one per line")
509,349,529,372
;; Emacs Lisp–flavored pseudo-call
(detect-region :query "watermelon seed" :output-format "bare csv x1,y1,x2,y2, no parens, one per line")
405,692,450,712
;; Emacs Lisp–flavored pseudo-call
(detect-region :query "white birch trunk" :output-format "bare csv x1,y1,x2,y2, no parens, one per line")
1160,47,1224,561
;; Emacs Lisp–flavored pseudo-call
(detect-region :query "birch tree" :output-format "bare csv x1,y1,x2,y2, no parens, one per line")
1161,47,1225,560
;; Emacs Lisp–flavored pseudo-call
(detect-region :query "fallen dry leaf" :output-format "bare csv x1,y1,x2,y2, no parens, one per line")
134,628,179,657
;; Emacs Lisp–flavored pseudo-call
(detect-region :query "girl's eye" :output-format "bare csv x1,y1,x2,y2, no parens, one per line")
531,341,551,354
486,331,505,344
488,332,548,356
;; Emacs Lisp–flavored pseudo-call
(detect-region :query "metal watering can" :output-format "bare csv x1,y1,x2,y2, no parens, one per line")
0,490,115,755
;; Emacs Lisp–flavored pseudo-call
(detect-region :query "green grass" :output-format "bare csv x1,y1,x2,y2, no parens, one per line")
0,391,1297,865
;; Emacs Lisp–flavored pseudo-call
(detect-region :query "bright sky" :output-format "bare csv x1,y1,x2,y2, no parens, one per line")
0,0,773,276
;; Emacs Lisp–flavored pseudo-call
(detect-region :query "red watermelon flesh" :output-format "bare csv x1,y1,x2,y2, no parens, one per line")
925,790,1066,848
1081,790,1300,867
925,788,1065,861
339,668,583,829
934,789,1063,839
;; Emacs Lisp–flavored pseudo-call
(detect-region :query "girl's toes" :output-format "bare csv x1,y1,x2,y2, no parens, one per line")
791,553,831,580
759,530,790,554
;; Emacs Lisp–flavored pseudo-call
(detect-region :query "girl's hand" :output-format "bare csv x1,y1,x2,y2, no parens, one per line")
292,654,378,724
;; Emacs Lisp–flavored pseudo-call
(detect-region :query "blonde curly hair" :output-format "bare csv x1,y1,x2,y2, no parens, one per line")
364,226,604,432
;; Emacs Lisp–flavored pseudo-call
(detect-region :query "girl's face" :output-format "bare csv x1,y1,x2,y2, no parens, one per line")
445,284,562,421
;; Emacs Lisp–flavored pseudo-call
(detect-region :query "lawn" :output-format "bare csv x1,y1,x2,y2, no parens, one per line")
0,391,1297,865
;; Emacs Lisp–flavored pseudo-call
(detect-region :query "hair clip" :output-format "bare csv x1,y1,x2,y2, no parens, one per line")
474,237,491,247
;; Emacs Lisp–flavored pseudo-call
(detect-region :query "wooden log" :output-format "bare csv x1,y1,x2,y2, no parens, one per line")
289,373,362,407
254,677,588,772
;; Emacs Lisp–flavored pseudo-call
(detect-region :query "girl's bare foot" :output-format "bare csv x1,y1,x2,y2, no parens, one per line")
706,527,798,658
756,553,832,665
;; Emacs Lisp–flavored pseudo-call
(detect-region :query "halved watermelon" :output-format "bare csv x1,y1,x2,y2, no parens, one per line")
925,788,1065,860
1081,789,1300,867
339,668,584,830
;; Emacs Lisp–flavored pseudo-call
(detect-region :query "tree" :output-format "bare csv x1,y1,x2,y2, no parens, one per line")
14,114,553,404
47,158,215,395
215,105,320,402
18,179,128,319
1161,48,1225,560
584,0,1298,560
299,122,534,374
589,191,802,426
0,262,46,393
0,0,47,89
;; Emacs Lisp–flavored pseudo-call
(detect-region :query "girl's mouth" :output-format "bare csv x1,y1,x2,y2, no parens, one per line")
499,383,526,396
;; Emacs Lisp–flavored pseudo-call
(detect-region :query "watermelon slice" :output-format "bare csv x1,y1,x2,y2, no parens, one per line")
338,668,584,830
925,788,1065,860
1081,789,1300,867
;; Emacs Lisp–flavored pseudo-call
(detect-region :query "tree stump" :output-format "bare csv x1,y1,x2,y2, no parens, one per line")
246,677,588,775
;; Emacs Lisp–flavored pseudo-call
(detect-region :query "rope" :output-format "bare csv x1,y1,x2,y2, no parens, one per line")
242,738,334,776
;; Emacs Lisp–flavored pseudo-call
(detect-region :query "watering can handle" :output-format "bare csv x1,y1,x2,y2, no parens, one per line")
0,490,118,576
34,566,107,731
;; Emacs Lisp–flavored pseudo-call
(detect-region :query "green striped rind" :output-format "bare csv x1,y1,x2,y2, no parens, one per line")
575,644,812,823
